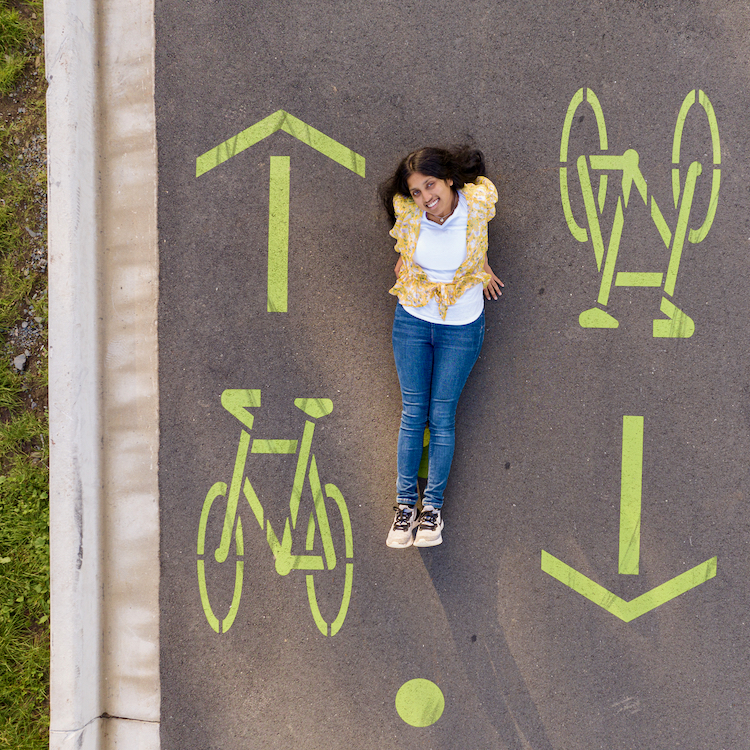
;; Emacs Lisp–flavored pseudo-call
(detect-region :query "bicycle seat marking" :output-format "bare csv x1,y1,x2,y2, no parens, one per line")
197,389,353,636
560,88,721,337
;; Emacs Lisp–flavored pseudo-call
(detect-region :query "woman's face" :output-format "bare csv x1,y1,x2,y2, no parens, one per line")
406,172,454,215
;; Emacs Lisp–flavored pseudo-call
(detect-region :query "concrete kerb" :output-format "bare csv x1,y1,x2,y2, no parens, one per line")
47,0,160,748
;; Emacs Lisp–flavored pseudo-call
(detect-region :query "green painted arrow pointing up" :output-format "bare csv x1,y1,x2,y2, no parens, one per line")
542,416,716,622
196,111,366,312
195,110,366,178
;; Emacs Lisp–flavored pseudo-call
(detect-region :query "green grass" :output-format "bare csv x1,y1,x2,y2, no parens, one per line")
0,1,49,747
0,1,32,96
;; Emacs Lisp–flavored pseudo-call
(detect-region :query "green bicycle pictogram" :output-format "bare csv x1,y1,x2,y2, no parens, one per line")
560,88,721,337
197,389,354,636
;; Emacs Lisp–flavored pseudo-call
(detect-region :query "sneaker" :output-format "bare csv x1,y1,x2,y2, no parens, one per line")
413,505,443,547
386,504,418,548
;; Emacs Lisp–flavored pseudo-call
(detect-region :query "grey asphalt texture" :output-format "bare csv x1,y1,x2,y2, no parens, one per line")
156,2,750,748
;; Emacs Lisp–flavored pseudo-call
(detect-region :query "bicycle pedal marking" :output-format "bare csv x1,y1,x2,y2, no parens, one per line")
197,390,353,636
560,87,721,338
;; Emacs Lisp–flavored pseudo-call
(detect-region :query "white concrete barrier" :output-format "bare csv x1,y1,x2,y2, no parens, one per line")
47,0,160,747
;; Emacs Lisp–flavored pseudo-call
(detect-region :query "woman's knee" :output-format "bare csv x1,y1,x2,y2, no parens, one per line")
427,403,457,436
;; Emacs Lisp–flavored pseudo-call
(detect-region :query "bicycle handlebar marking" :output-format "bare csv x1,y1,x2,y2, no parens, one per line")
197,389,354,636
560,87,721,338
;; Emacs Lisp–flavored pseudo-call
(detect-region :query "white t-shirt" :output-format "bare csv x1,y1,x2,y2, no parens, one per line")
402,193,484,325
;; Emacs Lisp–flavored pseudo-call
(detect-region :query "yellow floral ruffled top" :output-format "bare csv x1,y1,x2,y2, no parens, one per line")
388,176,498,319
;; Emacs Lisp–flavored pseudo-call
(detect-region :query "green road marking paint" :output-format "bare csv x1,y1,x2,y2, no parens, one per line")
290,421,315,528
560,88,721,337
306,576,329,636
197,482,226,557
196,561,219,633
327,483,354,558
689,92,721,243
559,168,588,242
295,398,334,418
243,477,264,529
577,156,606,272
664,161,701,297
597,197,623,306
196,112,366,312
586,88,609,151
305,513,316,551
559,87,584,162
579,307,618,328
195,110,366,178
197,391,353,635
672,90,695,165
306,561,354,637
330,563,354,636
221,389,261,431
690,168,721,244
559,88,588,242
650,197,672,247
222,519,245,632
615,272,663,287
699,90,721,164
251,439,297,454
267,156,290,312
305,483,354,636
560,88,608,242
197,482,245,633
590,150,647,208
418,427,430,479
197,482,227,633
597,174,608,213
216,431,251,563
653,297,694,338
542,416,717,621
290,551,324,572
671,167,681,210
619,416,643,575
395,679,445,727
542,552,717,622
309,455,336,570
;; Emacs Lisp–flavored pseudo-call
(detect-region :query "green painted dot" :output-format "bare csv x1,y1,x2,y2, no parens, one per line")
395,678,445,727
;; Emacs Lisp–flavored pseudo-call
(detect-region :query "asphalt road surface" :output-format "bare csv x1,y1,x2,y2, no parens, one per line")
156,2,750,747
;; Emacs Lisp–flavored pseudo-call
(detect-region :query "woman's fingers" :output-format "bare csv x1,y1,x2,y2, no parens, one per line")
484,281,503,300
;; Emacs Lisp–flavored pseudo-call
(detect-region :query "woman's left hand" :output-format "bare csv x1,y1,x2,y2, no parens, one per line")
483,259,504,300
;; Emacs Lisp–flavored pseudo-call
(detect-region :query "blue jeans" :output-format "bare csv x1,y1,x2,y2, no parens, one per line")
392,304,485,509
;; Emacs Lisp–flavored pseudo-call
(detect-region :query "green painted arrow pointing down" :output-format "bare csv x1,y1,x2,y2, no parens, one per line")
196,111,366,312
542,416,716,622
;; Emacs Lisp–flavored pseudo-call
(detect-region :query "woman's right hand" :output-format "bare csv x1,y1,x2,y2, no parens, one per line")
394,256,403,277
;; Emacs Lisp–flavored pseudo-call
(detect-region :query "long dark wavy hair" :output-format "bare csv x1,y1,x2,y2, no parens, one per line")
379,145,487,223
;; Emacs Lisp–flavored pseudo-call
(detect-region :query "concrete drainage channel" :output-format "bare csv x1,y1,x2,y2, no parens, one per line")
47,0,160,748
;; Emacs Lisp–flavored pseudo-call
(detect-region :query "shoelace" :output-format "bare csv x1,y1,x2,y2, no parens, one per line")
392,505,415,530
418,509,440,529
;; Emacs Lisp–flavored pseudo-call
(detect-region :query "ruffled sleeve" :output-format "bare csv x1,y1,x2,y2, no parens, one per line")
464,176,498,223
388,194,420,254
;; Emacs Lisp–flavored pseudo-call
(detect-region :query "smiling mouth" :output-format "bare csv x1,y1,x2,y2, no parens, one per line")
426,197,439,209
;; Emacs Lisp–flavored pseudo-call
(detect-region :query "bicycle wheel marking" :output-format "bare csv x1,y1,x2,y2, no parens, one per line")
560,87,721,337
197,482,245,634
196,389,353,636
